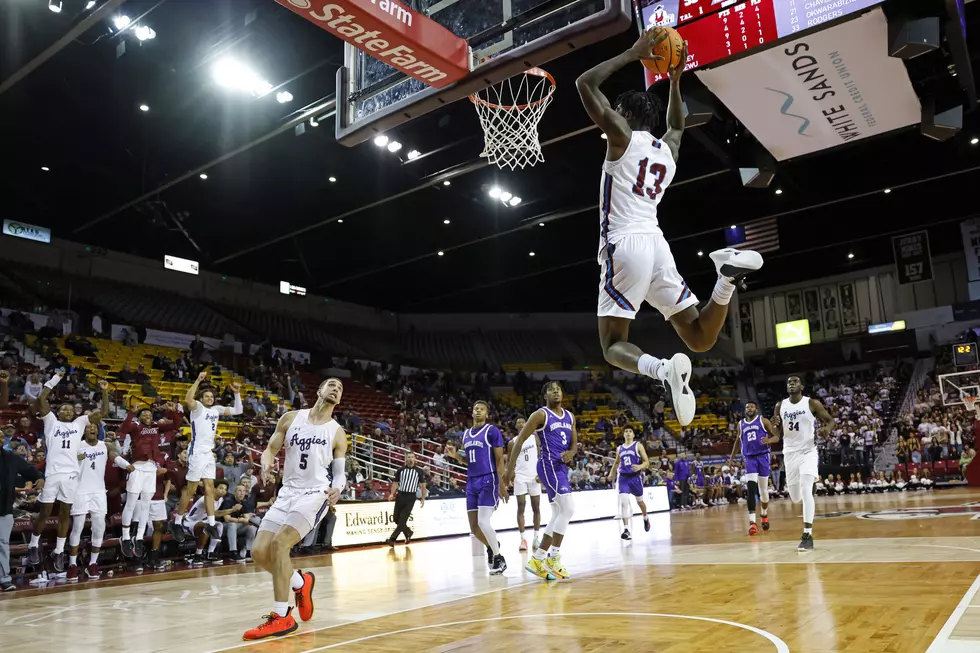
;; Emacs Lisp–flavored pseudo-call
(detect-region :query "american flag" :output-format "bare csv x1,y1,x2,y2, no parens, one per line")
725,217,779,253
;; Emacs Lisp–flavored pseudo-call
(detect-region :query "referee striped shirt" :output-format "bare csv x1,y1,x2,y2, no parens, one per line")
395,466,424,495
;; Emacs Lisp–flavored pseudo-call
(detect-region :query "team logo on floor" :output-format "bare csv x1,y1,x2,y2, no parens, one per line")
817,502,980,521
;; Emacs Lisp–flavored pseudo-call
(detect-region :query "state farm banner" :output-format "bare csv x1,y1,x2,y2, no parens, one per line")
892,231,933,285
332,486,669,547
696,9,920,161
273,0,470,88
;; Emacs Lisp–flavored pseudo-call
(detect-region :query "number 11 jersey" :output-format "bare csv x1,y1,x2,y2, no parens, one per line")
780,396,817,454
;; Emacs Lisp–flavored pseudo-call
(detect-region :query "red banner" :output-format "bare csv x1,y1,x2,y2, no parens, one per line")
273,0,470,88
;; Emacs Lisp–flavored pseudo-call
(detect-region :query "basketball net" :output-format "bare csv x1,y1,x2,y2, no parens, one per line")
470,68,556,170
965,395,979,417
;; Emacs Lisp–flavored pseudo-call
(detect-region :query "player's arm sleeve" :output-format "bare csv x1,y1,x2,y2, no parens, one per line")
226,393,243,417
330,427,348,490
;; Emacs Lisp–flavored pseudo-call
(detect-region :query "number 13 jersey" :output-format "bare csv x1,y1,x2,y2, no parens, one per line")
282,409,341,490
598,130,676,258
780,396,817,454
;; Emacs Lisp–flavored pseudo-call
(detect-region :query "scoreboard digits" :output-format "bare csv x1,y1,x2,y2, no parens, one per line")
954,342,979,367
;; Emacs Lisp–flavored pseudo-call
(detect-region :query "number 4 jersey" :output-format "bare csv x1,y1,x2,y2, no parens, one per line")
282,409,342,490
779,396,817,454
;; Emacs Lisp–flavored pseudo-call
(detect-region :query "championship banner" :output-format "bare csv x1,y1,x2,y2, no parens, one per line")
695,9,920,161
962,218,980,282
332,487,669,547
891,230,933,285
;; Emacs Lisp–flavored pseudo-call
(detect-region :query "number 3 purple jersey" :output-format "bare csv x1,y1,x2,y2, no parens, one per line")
535,406,574,502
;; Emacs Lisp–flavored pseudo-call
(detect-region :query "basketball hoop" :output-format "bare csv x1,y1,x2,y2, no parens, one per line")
470,68,556,170
965,395,978,414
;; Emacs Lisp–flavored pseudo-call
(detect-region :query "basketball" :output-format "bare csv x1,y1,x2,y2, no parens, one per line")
641,27,684,75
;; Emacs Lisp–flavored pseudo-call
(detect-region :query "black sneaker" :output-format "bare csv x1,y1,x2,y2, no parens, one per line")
621,529,632,540
486,546,494,568
120,539,135,559
149,552,167,571
134,540,146,559
797,533,814,552
405,527,414,545
1,581,15,592
204,523,221,539
27,546,40,566
489,554,507,575
207,552,224,565
50,551,66,573
190,554,206,568
643,519,651,532
169,520,186,544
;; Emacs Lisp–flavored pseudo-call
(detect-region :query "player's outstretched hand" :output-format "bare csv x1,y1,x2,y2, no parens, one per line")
630,27,668,62
197,370,209,382
325,487,342,506
230,380,242,393
668,40,688,81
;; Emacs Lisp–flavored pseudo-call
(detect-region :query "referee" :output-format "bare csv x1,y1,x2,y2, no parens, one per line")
386,452,426,546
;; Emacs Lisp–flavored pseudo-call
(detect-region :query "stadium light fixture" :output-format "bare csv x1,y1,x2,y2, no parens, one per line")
41,166,50,172
848,253,855,259
48,1,62,13
387,140,402,153
499,191,513,203
199,173,208,180
443,219,450,224
730,225,737,230
972,137,979,145
337,219,344,223
374,135,389,147
112,15,131,29
328,176,337,182
509,196,522,206
443,180,451,186
438,251,445,256
139,104,149,112
309,117,319,127
86,1,96,9
134,25,156,41
775,189,783,195
407,150,421,160
697,250,703,256
884,188,891,194
529,251,536,257
276,91,293,104
489,187,502,199
212,59,274,97
539,222,545,227
601,133,607,140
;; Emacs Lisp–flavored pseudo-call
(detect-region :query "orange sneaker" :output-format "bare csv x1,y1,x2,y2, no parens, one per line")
761,516,770,532
242,608,298,641
294,570,316,622
748,522,759,536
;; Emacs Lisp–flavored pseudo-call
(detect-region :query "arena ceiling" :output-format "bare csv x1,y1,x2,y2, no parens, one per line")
3,0,980,313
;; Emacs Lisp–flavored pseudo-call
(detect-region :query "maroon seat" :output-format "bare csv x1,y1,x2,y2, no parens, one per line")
932,461,947,478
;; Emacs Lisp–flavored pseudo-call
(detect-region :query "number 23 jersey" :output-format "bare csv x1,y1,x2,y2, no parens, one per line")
282,409,341,490
780,396,817,454
598,130,676,258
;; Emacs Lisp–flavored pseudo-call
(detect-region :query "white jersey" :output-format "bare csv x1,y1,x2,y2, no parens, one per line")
514,435,539,480
76,441,108,495
282,409,341,490
189,403,222,457
780,396,817,454
43,412,89,476
185,496,208,527
598,130,677,259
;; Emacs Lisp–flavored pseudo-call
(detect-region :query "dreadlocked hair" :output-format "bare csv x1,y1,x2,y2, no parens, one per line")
614,90,663,132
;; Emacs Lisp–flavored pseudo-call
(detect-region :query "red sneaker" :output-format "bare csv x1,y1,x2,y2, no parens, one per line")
242,608,298,641
761,516,770,532
85,563,101,580
748,522,759,536
294,570,316,622
66,565,79,583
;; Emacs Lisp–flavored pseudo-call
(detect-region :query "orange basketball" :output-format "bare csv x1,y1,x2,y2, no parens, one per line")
641,26,684,76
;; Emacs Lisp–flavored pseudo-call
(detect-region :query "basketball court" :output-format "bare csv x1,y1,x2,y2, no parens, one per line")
3,490,980,652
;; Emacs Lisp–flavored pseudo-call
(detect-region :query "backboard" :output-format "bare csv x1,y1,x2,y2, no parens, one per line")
335,0,633,146
939,370,980,408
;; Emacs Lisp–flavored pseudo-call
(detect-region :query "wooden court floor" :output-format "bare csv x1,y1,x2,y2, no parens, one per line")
3,489,980,652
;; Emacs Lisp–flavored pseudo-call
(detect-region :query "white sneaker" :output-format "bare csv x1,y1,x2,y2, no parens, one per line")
664,352,695,426
709,248,764,282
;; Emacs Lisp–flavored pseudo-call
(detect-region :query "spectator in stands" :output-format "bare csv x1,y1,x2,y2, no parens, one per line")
22,372,42,403
217,452,250,490
222,483,259,563
961,447,975,476
115,364,137,384
360,480,383,501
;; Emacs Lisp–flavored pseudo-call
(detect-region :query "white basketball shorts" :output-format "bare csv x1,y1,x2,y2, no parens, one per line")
784,448,819,491
70,492,107,517
40,472,79,505
147,499,168,522
259,485,332,539
126,461,158,496
186,452,216,483
513,475,541,497
597,234,698,320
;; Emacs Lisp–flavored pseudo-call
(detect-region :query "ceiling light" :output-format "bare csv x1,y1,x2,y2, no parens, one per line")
848,253,855,259
884,189,891,194
134,25,156,41
443,219,450,224
112,15,131,29
443,180,451,186
730,225,737,230
41,166,50,172
276,91,293,104
972,137,979,145
199,173,208,180
489,187,502,198
529,252,536,257
86,1,96,9
407,150,421,160
509,196,522,206
438,251,444,256
387,140,402,153
697,251,703,256
212,59,273,97
601,133,607,140
539,222,545,227
328,176,337,182
374,135,389,147
139,104,149,112
499,191,513,202
337,219,344,223
48,1,62,13
775,189,783,195
310,117,319,127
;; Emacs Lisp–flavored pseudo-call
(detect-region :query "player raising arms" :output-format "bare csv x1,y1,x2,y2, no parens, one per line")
170,371,242,544
771,376,836,552
244,378,347,641
445,400,508,575
729,401,780,536
506,381,577,581
576,28,763,427
607,427,651,540
66,423,119,581
509,416,541,552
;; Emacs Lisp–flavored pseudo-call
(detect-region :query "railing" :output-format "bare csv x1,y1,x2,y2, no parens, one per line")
351,435,467,485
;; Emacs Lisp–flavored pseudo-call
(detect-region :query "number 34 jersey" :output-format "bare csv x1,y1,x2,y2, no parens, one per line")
780,396,817,454
598,130,677,259
282,409,342,490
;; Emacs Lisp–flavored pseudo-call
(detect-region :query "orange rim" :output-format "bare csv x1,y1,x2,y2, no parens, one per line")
470,68,557,111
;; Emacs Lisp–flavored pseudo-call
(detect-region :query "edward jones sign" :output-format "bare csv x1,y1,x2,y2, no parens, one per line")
275,0,470,88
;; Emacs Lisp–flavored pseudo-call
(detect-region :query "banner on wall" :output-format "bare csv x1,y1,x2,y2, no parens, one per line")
331,487,669,547
695,10,921,161
139,328,312,363
961,219,980,282
110,324,137,342
892,231,934,285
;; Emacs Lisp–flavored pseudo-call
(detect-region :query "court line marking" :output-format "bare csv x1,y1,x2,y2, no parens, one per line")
298,612,790,652
925,573,980,653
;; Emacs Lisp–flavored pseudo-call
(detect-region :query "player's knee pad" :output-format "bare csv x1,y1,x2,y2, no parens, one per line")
68,515,86,546
90,513,106,548
619,494,632,519
552,494,574,533
758,476,770,503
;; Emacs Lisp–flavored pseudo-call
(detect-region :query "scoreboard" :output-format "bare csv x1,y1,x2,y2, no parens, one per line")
637,0,886,84
954,342,979,367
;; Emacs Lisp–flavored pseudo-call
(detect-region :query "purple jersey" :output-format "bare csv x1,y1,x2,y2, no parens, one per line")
618,442,641,475
461,424,504,479
537,407,573,462
740,416,770,457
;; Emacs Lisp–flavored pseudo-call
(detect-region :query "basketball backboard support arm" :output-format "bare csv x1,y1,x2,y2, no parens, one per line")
335,0,633,146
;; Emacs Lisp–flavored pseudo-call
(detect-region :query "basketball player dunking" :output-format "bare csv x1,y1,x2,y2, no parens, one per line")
771,376,836,552
506,381,577,581
445,400,508,575
730,401,780,536
509,416,541,552
170,371,242,544
576,28,763,427
244,378,347,640
27,376,109,573
607,427,651,540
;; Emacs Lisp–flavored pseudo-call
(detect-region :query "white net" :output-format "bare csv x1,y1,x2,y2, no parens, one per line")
470,68,556,171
